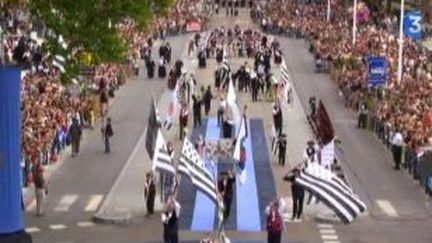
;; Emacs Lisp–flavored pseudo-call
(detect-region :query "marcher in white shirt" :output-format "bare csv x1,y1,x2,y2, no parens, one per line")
391,129,404,170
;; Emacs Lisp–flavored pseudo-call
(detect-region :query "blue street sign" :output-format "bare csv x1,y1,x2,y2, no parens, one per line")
404,10,423,39
366,56,387,87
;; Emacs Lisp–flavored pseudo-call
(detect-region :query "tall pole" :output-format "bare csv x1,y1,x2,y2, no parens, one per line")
397,0,405,85
352,0,357,45
327,0,331,22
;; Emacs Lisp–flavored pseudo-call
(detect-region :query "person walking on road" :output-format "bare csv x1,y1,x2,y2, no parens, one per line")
103,117,114,153
33,165,47,217
277,133,287,166
283,168,305,222
218,170,235,222
203,85,213,116
391,128,404,170
192,94,203,127
357,99,368,129
162,195,181,243
179,102,189,140
69,117,82,157
217,96,226,127
145,171,156,217
272,102,283,136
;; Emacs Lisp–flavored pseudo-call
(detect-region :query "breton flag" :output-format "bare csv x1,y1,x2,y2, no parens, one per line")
178,138,217,203
280,59,290,86
295,163,367,224
52,54,66,73
152,130,176,174
227,78,242,135
145,96,159,159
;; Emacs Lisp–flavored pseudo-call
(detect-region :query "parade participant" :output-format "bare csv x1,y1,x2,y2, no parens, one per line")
265,197,284,243
146,58,155,78
277,133,287,166
165,42,172,63
251,69,259,101
303,140,318,164
158,59,167,78
391,127,404,170
203,85,214,116
69,117,82,157
218,170,235,222
144,171,156,217
217,96,226,127
179,102,189,140
33,164,47,217
192,94,203,127
272,102,283,136
102,117,114,153
357,99,368,129
162,195,181,243
283,168,305,222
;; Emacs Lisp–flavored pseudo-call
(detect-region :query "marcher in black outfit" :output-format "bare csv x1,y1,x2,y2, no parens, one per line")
283,168,305,221
218,170,235,222
147,59,155,78
251,72,259,101
144,171,156,216
272,102,283,135
162,195,181,243
277,134,287,166
192,95,202,127
203,85,213,116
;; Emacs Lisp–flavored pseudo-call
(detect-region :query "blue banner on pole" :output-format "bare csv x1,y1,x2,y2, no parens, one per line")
0,66,24,234
404,10,423,39
366,56,387,87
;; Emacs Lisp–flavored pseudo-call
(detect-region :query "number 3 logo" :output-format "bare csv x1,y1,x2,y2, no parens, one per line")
408,15,422,33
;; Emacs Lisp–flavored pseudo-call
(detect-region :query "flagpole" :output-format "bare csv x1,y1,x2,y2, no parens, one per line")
327,0,331,22
397,0,405,85
352,0,357,45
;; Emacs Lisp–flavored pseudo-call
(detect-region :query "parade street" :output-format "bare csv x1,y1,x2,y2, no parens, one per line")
2,1,432,243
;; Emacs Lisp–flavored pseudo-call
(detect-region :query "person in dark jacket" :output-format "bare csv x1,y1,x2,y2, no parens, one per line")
218,170,235,221
162,195,181,243
145,171,156,217
277,133,287,166
283,168,305,222
272,102,283,136
192,95,202,127
103,117,114,153
69,118,82,157
203,85,213,116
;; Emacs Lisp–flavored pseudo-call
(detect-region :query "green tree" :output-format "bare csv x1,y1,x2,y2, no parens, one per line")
28,0,173,80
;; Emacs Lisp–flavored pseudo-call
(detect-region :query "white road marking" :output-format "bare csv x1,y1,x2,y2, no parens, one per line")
54,194,78,212
26,199,36,212
49,224,67,230
376,199,399,217
25,227,40,233
323,241,340,243
84,195,104,212
77,221,95,227
320,229,336,234
321,234,339,240
317,223,333,229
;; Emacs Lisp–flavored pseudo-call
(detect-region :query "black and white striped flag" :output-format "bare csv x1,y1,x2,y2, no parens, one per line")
178,138,217,203
295,163,366,224
152,130,176,175
52,55,66,73
280,59,290,86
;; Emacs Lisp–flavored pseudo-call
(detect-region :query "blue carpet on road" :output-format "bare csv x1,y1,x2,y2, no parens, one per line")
250,119,277,229
191,118,220,231
178,118,276,231
178,119,208,229
236,119,261,231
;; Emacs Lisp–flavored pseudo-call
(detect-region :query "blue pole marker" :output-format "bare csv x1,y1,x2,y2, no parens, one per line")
0,66,24,234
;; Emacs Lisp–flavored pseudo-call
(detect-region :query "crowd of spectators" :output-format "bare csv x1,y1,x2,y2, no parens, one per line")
257,0,432,155
1,0,205,185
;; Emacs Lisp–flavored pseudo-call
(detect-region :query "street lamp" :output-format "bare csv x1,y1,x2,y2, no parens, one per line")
352,0,357,45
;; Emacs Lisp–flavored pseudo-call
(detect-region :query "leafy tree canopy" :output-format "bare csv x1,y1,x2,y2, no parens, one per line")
27,0,173,78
